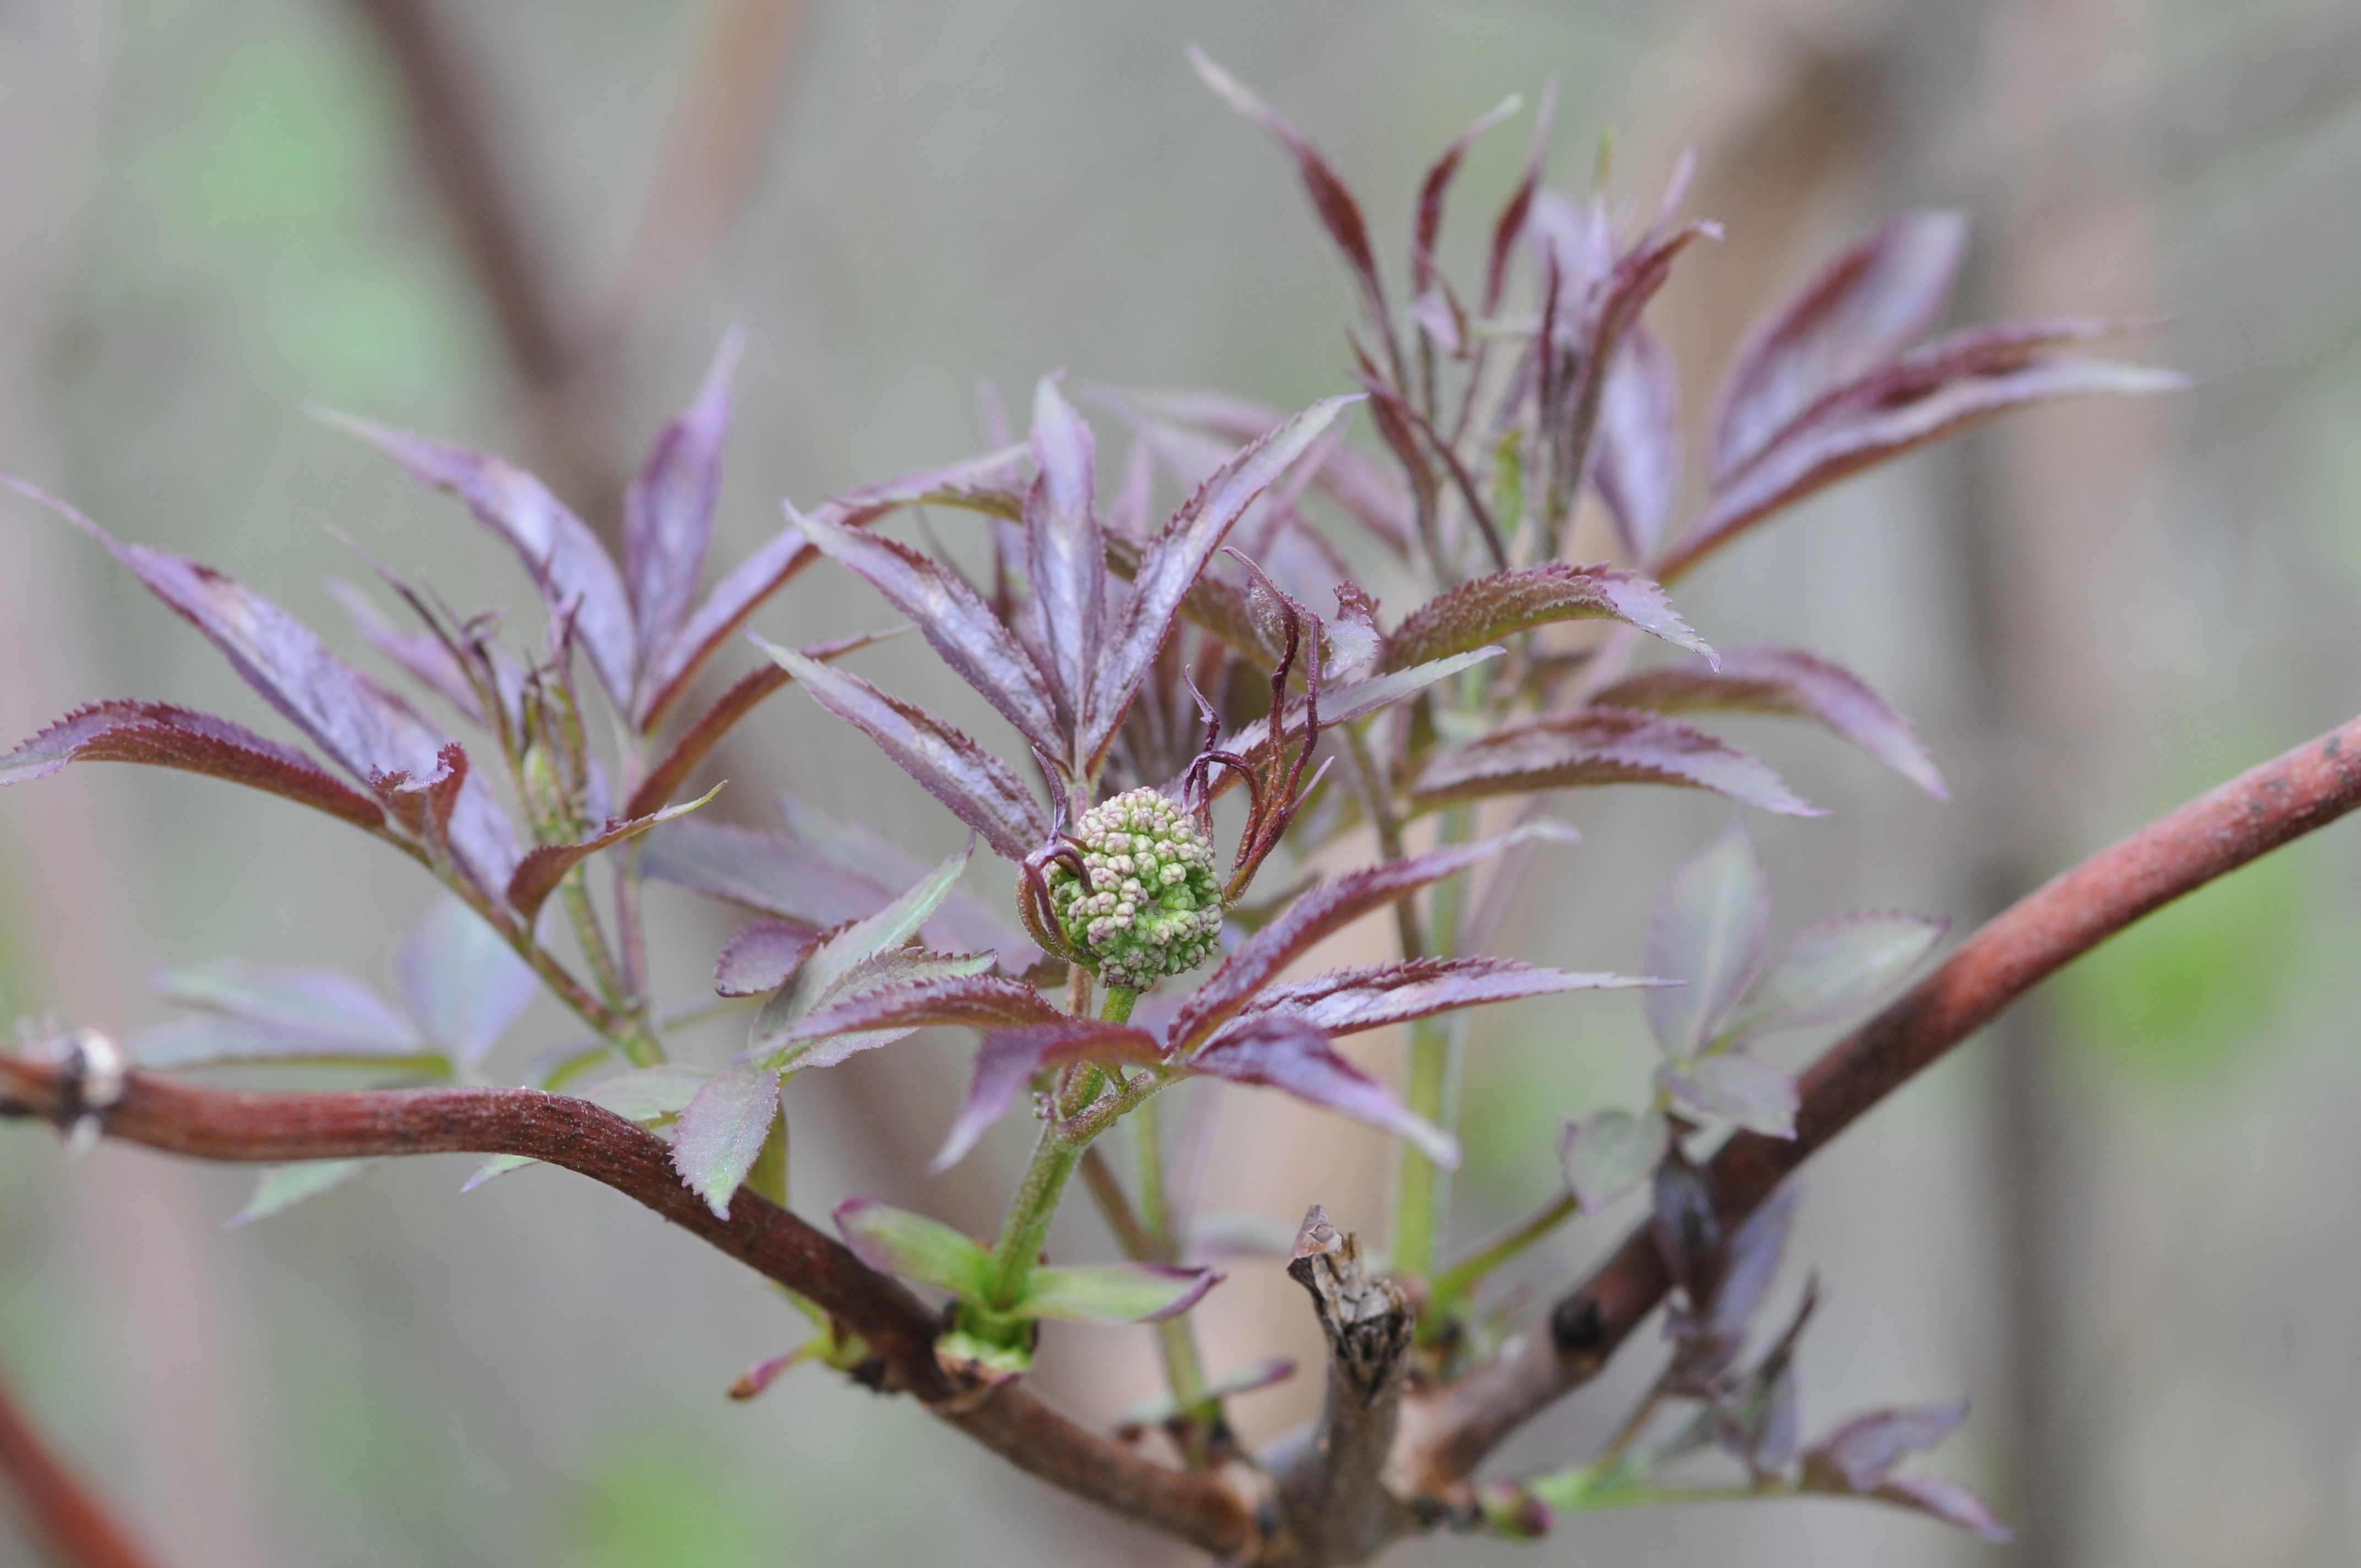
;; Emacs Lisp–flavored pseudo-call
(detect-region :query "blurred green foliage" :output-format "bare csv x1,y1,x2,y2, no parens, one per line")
566,1439,778,1568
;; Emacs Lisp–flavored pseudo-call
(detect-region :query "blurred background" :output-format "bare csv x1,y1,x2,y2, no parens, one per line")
3,0,2360,1564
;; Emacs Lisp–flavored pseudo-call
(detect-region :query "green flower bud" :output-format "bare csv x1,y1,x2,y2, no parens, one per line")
1046,787,1223,993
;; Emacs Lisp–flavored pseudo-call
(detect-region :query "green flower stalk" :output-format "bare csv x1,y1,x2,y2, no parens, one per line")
1047,788,1223,993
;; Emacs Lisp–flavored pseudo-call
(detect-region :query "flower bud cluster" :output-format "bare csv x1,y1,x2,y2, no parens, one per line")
1046,788,1223,993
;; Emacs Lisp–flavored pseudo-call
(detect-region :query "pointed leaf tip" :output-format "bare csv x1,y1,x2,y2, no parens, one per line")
1014,1261,1223,1323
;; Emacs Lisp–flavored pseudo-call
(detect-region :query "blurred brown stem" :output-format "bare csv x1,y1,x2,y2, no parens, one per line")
341,0,801,524
0,1364,160,1568
0,1067,1255,1558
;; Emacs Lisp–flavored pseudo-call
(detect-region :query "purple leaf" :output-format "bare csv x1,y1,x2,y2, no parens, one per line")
743,848,993,1073
327,416,639,711
765,973,1063,1046
1674,351,2185,579
1527,194,1718,537
713,918,822,998
1651,1151,1723,1306
12,483,519,888
1188,1012,1457,1167
1,700,387,831
1086,395,1357,772
1233,956,1655,1038
150,949,425,1058
394,896,536,1068
1383,562,1712,672
671,1064,781,1218
1646,822,1772,1058
1168,823,1571,1052
792,505,1065,765
1483,77,1555,314
764,643,1048,861
933,1020,1165,1171
1710,213,1968,485
328,580,485,725
1659,1050,1797,1137
637,522,813,728
635,443,1034,727
1100,528,1285,669
765,843,975,1010
1710,1183,1800,1347
625,330,741,667
1721,912,1946,1044
643,818,899,924
371,741,470,857
1113,388,1415,559
1560,1107,1670,1212
1872,1476,2014,1543
1594,647,1947,799
1805,1400,1971,1493
1025,378,1106,743
228,1159,379,1227
623,626,902,820
1413,95,1521,296
504,785,722,927
1014,1261,1222,1324
1592,324,1683,559
1415,709,1818,816
1190,49,1386,327
1199,649,1505,813
829,442,1033,524
773,794,1035,965
833,1197,993,1301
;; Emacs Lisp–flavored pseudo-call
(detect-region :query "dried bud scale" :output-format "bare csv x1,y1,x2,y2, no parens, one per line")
1045,787,1223,992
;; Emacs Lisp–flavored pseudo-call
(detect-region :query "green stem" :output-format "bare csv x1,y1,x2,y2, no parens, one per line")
977,985,1145,1319
982,1125,1084,1311
1134,1094,1211,1436
418,840,661,1066
1427,1190,1580,1320
562,873,630,1009
1394,804,1474,1284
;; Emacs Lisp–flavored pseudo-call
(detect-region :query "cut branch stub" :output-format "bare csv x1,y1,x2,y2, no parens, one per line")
1275,1205,1417,1566
1288,1206,1412,1406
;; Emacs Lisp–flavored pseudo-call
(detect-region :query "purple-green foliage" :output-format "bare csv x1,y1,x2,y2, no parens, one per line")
0,52,2185,1556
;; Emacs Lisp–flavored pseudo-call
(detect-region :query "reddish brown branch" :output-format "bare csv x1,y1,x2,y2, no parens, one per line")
0,1068,1255,1557
1398,712,2361,1494
0,1364,159,1568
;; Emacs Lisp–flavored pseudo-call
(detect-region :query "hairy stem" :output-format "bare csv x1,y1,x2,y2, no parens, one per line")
561,872,631,1012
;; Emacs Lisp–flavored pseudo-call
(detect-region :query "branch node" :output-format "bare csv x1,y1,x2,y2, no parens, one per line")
1271,1205,1418,1565
20,1026,123,1156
